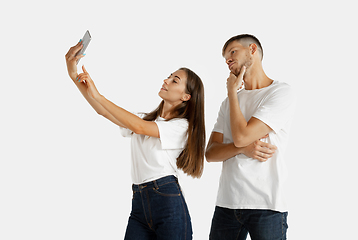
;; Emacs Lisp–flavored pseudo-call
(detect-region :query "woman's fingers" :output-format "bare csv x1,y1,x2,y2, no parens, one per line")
82,65,88,73
74,53,85,63
76,66,91,83
65,41,83,60
77,72,87,83
73,40,83,55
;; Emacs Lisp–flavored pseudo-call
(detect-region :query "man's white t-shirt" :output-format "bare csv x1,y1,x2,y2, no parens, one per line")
120,113,188,184
212,81,296,212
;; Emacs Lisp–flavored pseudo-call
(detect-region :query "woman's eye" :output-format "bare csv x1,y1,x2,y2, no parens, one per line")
173,80,178,83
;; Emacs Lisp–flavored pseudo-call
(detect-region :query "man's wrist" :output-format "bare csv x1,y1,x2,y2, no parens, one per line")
227,88,238,98
233,143,244,154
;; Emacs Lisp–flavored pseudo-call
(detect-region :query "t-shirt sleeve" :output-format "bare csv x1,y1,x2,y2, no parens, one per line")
155,118,189,150
119,112,146,137
252,84,297,134
212,99,227,134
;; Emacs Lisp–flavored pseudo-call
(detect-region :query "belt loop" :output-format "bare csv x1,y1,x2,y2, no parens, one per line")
139,184,147,190
153,180,159,190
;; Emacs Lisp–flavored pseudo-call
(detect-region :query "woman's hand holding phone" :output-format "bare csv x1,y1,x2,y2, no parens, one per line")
65,40,86,80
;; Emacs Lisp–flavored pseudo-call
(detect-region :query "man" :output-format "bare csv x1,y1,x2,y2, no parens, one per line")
206,34,296,240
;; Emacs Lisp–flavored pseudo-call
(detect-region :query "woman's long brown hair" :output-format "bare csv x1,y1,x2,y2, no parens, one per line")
143,68,205,178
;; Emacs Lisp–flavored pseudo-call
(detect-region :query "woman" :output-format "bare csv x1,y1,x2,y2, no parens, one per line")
65,40,205,239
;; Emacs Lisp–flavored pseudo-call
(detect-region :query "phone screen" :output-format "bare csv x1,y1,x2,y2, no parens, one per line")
76,30,91,64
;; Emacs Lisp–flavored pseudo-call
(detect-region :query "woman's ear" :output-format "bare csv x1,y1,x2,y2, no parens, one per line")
181,94,191,102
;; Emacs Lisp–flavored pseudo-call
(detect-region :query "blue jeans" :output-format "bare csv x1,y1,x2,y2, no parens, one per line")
209,206,288,240
124,175,192,240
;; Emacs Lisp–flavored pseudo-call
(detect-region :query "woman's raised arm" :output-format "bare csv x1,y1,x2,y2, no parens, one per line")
76,67,159,138
65,42,125,127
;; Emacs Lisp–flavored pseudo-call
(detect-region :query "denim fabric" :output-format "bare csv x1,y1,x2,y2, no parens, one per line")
124,175,192,240
209,206,288,240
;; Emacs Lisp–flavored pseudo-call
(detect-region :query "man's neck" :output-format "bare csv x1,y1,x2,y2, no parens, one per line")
243,65,273,90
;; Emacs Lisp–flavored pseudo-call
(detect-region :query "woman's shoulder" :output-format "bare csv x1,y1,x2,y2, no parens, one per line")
156,117,188,128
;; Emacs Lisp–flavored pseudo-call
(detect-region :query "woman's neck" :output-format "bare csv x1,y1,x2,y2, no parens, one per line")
161,101,180,119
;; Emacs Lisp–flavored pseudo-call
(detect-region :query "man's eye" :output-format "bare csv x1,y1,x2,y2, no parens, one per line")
231,50,236,54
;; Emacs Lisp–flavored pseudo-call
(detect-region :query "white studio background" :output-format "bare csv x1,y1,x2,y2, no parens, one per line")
1,0,357,239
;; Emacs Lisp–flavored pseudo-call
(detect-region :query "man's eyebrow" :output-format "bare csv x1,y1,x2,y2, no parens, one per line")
223,47,234,58
227,47,236,54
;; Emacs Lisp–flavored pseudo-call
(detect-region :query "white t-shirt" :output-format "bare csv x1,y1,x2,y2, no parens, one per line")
212,81,296,212
120,113,188,184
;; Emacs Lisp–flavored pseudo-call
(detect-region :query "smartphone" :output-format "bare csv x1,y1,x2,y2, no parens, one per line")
76,30,91,64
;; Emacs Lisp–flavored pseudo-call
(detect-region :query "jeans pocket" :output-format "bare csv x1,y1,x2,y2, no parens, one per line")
132,189,137,200
153,181,181,197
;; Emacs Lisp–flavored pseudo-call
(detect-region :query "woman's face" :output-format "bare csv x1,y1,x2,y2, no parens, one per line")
158,69,191,105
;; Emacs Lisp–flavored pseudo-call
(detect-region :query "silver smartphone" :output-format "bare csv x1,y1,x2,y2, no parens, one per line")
76,30,91,64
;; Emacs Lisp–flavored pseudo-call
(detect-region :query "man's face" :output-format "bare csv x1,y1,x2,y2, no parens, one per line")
223,41,253,76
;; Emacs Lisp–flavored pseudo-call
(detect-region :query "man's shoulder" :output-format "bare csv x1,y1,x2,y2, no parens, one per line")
268,81,295,97
271,81,292,91
219,95,230,108
264,81,297,109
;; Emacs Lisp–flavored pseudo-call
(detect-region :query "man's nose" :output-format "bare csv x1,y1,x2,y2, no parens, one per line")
226,58,232,65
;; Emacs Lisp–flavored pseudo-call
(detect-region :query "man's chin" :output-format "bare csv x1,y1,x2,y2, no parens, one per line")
232,64,250,76
231,69,240,77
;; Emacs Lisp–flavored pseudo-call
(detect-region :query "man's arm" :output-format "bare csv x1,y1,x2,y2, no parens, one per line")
205,132,242,162
227,68,272,148
205,132,277,163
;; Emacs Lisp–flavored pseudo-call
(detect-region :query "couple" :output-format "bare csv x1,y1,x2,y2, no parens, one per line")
65,34,296,240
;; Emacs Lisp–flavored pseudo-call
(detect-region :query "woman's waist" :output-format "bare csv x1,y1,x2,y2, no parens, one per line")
132,175,178,191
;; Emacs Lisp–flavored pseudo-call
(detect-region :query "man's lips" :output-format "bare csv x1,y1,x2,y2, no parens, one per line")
228,62,236,69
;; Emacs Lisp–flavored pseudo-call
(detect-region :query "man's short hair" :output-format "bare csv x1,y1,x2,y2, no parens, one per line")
222,34,263,60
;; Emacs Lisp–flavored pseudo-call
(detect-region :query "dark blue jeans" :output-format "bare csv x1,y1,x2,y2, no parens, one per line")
209,206,288,240
124,175,192,240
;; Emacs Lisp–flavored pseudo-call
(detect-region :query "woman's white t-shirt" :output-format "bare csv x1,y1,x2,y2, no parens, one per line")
120,113,188,184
